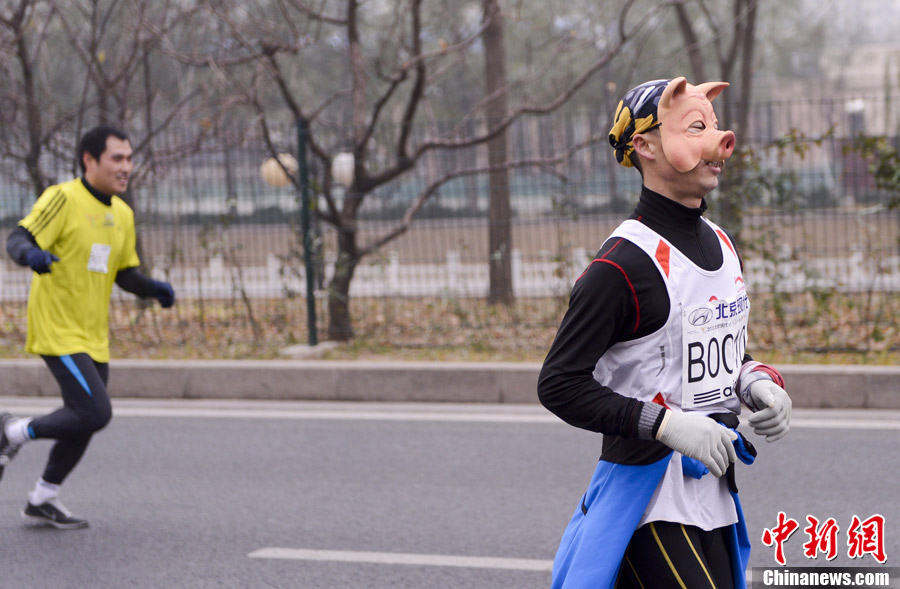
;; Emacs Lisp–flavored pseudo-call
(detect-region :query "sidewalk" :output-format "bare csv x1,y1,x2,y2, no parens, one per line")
0,359,897,409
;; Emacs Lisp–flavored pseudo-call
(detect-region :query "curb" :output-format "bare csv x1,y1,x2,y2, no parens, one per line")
0,359,896,409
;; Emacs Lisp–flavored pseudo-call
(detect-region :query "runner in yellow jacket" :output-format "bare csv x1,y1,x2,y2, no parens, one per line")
0,126,175,529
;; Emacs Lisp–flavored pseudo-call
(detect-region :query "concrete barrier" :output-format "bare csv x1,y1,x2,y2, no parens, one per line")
0,359,897,409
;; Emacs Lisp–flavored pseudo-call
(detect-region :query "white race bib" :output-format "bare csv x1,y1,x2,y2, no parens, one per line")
681,292,749,408
87,243,112,274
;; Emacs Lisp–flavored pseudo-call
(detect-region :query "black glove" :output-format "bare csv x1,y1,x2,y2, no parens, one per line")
24,248,59,274
151,280,175,308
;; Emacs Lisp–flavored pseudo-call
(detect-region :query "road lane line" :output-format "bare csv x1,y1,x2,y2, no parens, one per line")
106,408,558,423
788,418,900,430
0,405,560,424
247,548,553,571
2,398,900,429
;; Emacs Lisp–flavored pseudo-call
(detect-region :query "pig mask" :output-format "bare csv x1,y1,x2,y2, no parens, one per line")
657,77,736,173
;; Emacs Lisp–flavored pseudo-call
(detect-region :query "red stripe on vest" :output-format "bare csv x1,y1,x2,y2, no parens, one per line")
655,240,670,277
716,229,737,258
595,259,641,334
652,392,671,410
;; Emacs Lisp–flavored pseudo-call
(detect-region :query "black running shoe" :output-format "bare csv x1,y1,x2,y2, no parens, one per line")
22,498,89,529
0,412,20,482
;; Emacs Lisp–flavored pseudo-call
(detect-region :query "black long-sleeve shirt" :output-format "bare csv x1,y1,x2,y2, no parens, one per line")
538,186,745,452
7,177,157,298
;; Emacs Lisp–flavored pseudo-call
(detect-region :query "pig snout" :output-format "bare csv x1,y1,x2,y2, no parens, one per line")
718,130,736,160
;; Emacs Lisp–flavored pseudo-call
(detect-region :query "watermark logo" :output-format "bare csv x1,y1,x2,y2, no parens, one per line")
761,512,887,566
752,567,898,588
849,515,888,563
762,511,801,566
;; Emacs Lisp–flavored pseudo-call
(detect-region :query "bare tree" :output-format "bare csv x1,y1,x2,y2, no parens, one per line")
169,0,674,341
0,0,231,298
672,0,759,233
482,0,512,305
673,0,758,137
0,0,62,193
0,0,210,197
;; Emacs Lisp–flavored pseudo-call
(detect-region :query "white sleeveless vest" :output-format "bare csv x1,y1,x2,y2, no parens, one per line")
593,218,749,530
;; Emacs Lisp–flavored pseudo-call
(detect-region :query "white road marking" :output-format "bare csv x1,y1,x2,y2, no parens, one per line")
248,548,553,572
789,417,900,430
1,397,899,429
0,399,559,424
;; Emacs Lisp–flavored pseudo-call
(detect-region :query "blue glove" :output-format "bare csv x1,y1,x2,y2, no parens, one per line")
681,428,756,480
151,280,175,308
24,248,59,274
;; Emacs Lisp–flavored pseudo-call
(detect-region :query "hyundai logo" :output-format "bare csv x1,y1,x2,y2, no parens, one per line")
689,307,713,326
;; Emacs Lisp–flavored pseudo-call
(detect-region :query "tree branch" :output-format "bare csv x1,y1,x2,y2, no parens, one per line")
392,0,426,168
673,1,707,81
405,0,676,158
282,0,347,26
359,131,607,257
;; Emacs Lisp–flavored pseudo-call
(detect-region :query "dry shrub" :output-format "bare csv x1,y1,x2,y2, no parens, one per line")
0,293,897,364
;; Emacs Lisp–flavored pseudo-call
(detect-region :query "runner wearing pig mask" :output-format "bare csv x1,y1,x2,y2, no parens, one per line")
539,77,791,589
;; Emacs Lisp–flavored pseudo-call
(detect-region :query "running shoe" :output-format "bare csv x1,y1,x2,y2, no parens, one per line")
0,412,21,481
22,498,89,529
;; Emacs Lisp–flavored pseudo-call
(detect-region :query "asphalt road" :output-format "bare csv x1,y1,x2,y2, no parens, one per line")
0,398,897,589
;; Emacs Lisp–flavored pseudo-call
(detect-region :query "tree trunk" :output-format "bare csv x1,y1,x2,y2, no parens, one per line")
735,0,758,141
483,0,513,305
673,0,759,242
326,227,359,341
674,3,707,82
719,0,759,242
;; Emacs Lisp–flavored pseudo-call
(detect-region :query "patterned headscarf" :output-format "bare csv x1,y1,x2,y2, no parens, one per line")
608,79,669,168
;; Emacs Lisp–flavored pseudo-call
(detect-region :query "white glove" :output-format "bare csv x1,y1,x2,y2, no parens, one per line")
746,380,791,442
656,411,737,478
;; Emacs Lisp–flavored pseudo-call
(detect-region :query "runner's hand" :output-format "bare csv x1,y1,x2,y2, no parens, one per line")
656,411,737,477
151,280,175,308
746,380,791,442
24,248,58,274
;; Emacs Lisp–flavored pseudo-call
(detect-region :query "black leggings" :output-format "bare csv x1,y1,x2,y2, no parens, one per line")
615,521,735,589
29,354,112,485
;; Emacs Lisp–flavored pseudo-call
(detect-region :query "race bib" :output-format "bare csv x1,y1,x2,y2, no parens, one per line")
87,243,112,273
681,293,749,408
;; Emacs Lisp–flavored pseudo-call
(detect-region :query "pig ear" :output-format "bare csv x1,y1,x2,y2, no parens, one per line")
658,77,688,111
694,81,730,102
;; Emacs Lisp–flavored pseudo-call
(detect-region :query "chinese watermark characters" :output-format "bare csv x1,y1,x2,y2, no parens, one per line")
761,512,887,566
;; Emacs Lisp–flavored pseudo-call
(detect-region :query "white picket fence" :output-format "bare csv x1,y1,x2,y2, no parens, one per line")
1,248,898,302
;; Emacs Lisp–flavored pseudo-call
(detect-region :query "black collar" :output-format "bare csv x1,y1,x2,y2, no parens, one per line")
633,186,707,234
80,177,112,206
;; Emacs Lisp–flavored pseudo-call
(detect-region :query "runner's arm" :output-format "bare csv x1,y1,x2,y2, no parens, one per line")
115,267,158,297
6,225,39,266
116,268,175,308
538,246,667,439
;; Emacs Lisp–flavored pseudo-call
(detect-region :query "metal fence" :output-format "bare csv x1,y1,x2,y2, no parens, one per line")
1,96,898,357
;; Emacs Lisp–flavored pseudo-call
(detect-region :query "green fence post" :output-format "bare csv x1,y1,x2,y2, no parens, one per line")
297,117,318,346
